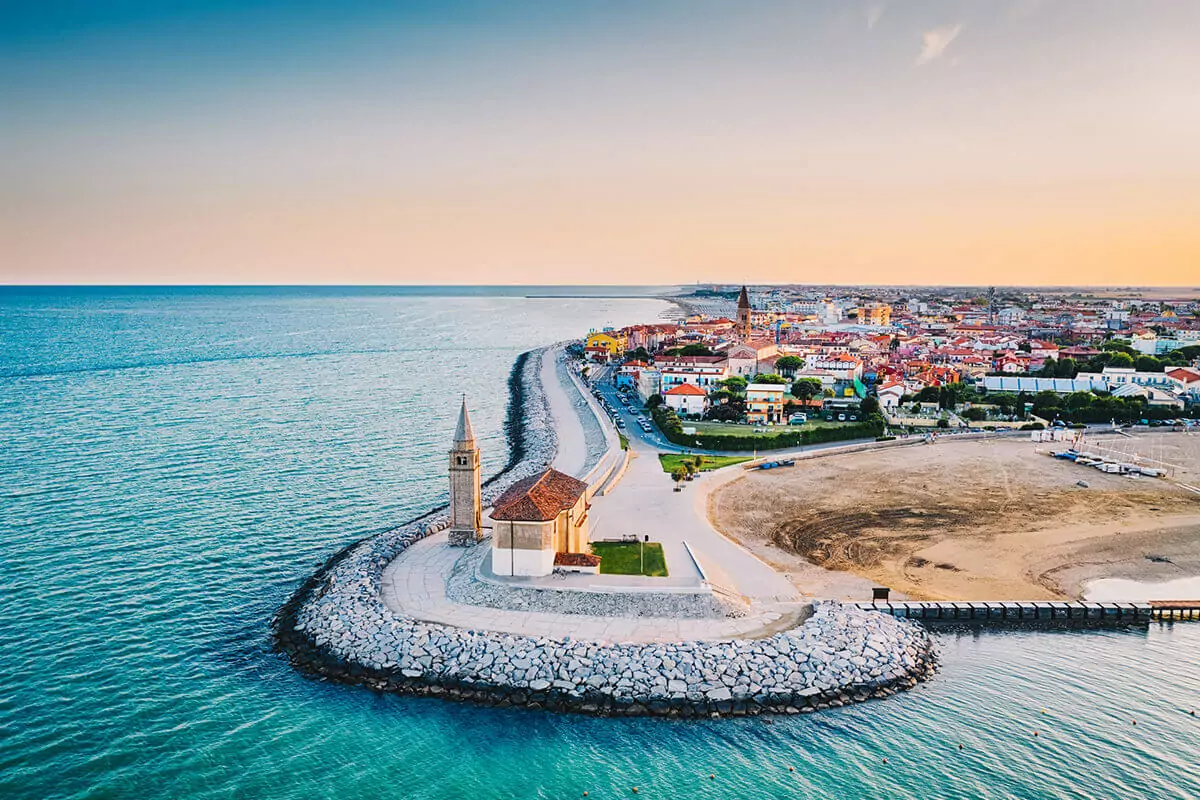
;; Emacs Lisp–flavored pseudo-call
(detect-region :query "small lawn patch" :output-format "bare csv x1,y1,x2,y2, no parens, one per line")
658,454,752,473
590,542,668,577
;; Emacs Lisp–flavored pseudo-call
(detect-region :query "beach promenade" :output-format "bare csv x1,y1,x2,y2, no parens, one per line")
540,347,802,601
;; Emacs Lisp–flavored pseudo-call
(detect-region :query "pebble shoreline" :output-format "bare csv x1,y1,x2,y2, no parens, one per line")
273,347,939,717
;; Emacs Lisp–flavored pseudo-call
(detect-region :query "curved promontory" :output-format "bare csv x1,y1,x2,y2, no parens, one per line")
274,347,938,716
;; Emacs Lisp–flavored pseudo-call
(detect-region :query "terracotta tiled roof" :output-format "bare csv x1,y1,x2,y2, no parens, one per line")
665,383,708,396
491,468,588,522
554,552,602,567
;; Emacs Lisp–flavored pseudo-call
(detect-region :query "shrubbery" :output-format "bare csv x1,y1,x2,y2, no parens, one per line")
650,406,884,450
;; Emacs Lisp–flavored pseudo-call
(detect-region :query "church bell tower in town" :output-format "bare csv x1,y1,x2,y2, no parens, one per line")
447,397,483,546
736,285,752,340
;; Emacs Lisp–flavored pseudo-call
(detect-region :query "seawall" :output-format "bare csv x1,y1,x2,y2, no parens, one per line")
273,347,938,717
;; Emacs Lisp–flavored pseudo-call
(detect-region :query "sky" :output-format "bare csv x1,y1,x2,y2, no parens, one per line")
2,0,1199,286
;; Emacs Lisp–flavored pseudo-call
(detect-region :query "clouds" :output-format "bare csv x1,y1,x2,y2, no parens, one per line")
916,23,963,65
866,2,886,30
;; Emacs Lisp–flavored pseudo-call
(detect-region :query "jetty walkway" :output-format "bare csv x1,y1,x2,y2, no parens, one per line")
858,600,1200,624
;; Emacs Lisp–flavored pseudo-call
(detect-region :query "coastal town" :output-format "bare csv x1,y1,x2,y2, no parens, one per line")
582,285,1200,446
276,284,1200,719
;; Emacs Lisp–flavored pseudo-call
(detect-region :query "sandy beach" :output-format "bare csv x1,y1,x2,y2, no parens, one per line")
709,432,1200,601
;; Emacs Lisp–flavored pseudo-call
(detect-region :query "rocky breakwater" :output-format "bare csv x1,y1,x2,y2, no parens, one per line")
275,346,938,716
273,348,556,667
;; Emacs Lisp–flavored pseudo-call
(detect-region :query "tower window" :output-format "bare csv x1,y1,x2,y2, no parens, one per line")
456,456,468,466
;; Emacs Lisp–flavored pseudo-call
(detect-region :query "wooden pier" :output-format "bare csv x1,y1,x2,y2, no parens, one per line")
856,600,1200,625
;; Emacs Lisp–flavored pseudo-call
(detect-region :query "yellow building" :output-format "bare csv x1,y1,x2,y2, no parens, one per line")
745,382,786,424
861,304,892,326
585,330,628,358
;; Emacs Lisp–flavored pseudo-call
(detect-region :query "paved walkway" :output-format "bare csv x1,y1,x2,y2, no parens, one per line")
587,436,803,602
380,532,807,643
541,348,589,478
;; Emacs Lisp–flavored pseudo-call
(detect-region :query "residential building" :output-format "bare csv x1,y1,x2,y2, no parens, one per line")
663,383,709,416
585,330,627,360
660,363,727,393
877,381,906,409
807,353,863,381
745,383,786,424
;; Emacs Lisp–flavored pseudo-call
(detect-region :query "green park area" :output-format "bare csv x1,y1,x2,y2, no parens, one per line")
590,541,669,577
658,453,752,473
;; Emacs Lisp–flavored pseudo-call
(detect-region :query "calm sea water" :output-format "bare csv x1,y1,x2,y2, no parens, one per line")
2,287,1198,800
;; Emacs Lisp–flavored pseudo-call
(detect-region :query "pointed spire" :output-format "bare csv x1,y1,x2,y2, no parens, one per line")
454,396,475,443
737,286,750,309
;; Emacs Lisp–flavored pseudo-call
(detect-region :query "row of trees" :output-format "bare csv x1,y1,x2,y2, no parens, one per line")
650,405,886,451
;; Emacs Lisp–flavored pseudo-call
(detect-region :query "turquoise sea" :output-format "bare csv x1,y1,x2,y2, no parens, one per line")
1,287,1198,800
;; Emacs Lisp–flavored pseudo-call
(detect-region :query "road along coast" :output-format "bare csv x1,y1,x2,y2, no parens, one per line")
274,346,937,716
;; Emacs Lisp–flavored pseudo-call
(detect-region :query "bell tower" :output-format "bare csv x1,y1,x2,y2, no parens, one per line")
447,397,483,546
736,285,752,340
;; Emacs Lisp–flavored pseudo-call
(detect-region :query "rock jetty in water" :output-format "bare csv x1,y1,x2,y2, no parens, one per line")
274,346,938,716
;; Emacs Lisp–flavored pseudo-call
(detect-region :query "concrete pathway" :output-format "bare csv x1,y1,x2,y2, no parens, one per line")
380,532,806,643
587,436,802,602
541,348,589,477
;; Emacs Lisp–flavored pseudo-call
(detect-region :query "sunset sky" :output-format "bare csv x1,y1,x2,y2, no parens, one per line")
3,1,1199,286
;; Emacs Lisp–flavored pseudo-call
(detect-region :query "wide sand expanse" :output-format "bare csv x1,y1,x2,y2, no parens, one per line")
709,432,1200,600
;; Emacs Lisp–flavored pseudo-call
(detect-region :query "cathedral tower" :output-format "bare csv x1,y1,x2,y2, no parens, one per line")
736,285,752,340
447,397,483,546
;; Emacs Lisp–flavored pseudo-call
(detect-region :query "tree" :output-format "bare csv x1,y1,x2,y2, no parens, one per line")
704,403,743,422
989,392,1018,415
718,375,747,394
1108,352,1135,368
683,460,697,477
1039,357,1058,377
1065,391,1094,411
937,384,960,410
889,336,900,352
1055,357,1077,378
625,346,651,362
751,373,788,385
669,344,713,357
646,394,664,408
671,467,687,484
860,396,881,417
963,407,988,422
774,355,803,376
1101,339,1136,355
1136,355,1163,372
914,386,941,403
791,378,823,400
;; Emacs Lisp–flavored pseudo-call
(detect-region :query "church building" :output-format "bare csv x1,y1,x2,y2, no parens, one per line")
489,468,593,577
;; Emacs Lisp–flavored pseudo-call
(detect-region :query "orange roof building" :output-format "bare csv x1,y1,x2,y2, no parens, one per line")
490,468,592,577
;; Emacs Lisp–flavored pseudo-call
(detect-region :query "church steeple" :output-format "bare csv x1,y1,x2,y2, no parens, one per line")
453,396,475,445
736,285,752,340
448,396,483,546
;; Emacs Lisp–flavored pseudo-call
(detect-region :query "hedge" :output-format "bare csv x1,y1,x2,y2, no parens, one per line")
651,407,884,451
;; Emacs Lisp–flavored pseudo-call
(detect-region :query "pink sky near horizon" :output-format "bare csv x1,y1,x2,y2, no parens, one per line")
3,1,1199,286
